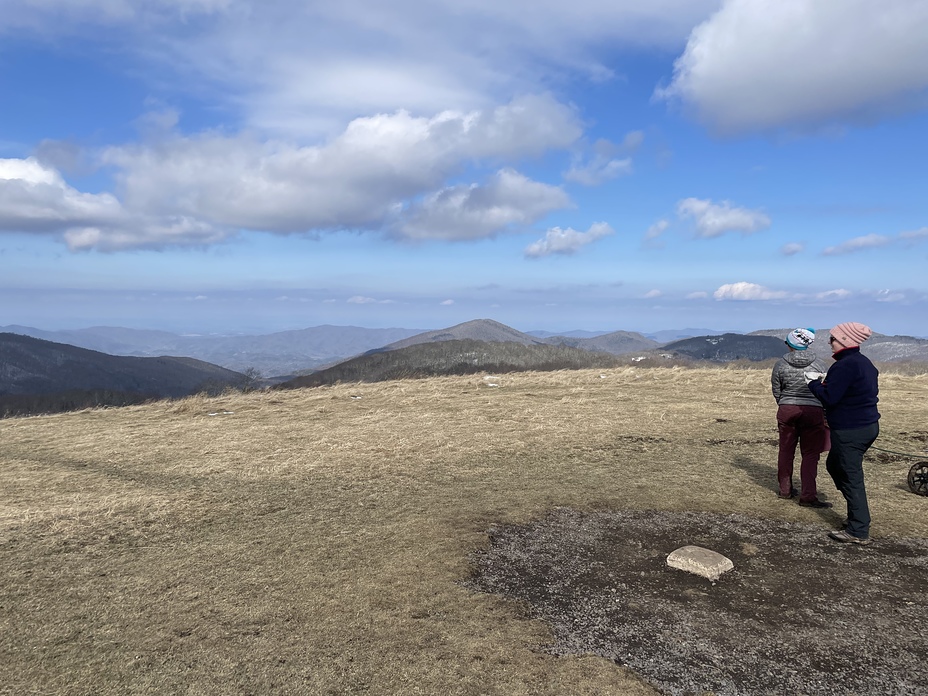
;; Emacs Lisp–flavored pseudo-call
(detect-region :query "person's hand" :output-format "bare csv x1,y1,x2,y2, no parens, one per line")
804,371,825,383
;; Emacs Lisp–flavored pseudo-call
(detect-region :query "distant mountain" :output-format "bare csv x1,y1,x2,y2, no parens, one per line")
527,329,611,339
381,319,546,351
4,323,925,388
379,319,657,356
538,330,659,355
662,333,785,362
0,333,246,416
646,328,729,343
749,328,928,362
276,338,625,390
0,324,425,376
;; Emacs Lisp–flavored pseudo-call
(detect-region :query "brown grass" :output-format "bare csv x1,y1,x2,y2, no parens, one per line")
2,367,927,695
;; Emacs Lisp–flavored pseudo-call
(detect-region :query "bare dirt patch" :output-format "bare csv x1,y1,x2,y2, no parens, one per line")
469,508,928,696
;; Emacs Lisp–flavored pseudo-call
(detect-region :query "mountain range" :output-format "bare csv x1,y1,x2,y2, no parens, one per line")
3,319,928,417
0,332,247,417
4,321,928,379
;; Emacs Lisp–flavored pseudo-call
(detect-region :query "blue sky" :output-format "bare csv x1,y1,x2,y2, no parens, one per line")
1,0,927,337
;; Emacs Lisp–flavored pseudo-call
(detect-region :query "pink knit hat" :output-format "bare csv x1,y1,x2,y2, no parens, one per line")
830,322,872,348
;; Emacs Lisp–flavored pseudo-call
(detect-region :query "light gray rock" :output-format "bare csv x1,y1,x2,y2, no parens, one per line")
666,545,734,581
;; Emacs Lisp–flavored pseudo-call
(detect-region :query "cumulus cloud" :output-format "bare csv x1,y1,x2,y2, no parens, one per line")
104,95,579,232
0,156,231,251
781,242,804,256
676,198,771,238
686,291,709,299
396,169,570,242
524,222,614,258
657,0,928,133
63,218,227,252
0,157,123,233
822,233,892,256
564,138,633,186
1,95,584,250
713,282,788,301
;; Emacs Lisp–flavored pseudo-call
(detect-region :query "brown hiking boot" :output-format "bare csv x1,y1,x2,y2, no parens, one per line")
828,530,871,546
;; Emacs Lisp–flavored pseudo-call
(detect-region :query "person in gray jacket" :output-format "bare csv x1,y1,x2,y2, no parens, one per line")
770,328,831,507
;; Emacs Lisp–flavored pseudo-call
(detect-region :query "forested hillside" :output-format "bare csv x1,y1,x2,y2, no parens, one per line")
0,333,246,417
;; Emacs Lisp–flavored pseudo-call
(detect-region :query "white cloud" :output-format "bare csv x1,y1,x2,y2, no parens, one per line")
0,156,231,251
563,157,632,186
816,289,851,301
676,197,770,238
63,218,227,252
0,157,123,234
873,289,906,303
0,0,231,31
686,291,709,299
822,233,892,256
658,0,928,132
397,169,570,242
1,1,718,137
713,282,788,301
643,289,662,299
643,219,669,242
781,242,804,256
900,227,928,243
347,295,394,304
440,299,454,305
563,138,633,186
3,96,583,250
104,96,580,232
524,222,614,258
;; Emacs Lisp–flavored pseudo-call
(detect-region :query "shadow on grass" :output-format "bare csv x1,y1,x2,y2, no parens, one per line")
731,455,844,525
730,455,775,494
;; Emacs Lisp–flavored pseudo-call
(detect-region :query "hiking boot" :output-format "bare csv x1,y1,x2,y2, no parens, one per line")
777,488,798,499
799,499,833,508
828,530,871,545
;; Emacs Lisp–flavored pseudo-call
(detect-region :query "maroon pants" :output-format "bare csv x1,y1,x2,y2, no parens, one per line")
776,404,828,502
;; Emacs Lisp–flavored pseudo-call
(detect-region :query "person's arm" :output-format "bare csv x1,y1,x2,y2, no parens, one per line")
771,364,782,403
808,362,854,407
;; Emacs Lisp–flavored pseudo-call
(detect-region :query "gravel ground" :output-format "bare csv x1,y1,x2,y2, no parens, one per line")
468,508,928,696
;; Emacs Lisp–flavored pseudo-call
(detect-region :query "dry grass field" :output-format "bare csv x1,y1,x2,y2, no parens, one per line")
2,365,927,695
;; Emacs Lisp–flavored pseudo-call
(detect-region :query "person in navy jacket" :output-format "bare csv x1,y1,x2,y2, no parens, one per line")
806,322,880,545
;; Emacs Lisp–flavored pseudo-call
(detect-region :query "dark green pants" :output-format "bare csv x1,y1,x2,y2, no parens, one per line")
826,422,879,539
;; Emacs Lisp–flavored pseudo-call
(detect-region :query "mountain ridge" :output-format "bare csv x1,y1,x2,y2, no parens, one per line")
0,332,248,416
3,321,927,379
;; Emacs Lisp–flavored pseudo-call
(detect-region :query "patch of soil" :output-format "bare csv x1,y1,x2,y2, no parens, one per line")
468,509,928,696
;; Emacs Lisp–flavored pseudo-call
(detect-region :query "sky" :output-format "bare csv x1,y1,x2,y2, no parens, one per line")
1,0,928,337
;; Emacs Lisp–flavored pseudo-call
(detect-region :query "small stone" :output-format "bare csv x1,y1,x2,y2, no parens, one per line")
666,545,734,582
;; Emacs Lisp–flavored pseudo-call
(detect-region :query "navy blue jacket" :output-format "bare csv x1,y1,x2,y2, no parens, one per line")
808,346,880,430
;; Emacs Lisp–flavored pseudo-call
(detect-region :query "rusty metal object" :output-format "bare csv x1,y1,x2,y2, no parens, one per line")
907,462,928,496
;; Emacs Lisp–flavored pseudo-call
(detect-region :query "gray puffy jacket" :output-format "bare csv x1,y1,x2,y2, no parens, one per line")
771,350,827,406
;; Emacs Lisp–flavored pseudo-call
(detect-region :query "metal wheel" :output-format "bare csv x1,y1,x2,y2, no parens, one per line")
908,462,928,496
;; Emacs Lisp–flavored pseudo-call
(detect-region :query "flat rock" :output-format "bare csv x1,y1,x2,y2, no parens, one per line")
666,545,734,581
